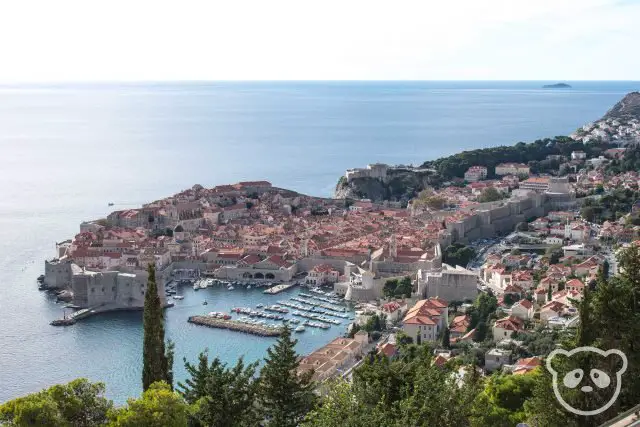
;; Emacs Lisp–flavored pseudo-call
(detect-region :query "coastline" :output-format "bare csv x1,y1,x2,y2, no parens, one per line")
3,82,638,405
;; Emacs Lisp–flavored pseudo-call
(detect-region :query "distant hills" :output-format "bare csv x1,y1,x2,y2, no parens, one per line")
542,83,571,89
602,91,640,121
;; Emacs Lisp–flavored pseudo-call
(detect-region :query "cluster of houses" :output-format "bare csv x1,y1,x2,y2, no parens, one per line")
570,117,640,144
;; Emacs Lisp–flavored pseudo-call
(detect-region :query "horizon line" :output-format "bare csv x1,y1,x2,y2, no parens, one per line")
0,79,639,85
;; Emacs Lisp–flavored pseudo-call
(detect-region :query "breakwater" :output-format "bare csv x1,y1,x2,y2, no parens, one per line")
263,283,298,294
188,315,283,336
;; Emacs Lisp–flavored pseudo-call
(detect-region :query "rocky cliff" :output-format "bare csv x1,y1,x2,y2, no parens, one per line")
602,91,640,120
334,169,440,204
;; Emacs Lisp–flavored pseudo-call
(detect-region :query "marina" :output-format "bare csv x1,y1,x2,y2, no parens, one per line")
166,276,352,336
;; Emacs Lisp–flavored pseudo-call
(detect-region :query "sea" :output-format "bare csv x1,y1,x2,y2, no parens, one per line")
0,81,637,404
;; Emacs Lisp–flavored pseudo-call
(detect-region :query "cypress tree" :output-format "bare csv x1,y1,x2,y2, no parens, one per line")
259,326,316,427
142,263,172,391
547,285,552,302
442,327,450,349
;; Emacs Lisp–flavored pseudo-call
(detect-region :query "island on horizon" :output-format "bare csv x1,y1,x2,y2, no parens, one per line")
542,82,572,89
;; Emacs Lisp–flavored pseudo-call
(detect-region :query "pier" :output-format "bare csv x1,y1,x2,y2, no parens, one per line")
188,315,283,336
263,282,298,295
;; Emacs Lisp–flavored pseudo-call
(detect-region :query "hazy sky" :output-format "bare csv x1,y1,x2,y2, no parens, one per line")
0,0,638,81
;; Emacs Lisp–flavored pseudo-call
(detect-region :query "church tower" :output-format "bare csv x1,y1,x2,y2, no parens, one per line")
390,234,398,259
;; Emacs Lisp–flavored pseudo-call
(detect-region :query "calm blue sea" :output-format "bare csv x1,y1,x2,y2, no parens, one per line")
0,81,637,404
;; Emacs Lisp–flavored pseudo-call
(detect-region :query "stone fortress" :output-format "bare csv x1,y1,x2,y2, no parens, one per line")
344,163,434,183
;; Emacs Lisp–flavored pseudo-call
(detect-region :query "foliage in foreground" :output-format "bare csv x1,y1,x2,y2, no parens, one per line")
142,264,173,391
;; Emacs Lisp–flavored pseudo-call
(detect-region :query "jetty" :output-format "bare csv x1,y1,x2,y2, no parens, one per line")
263,282,297,295
188,315,283,336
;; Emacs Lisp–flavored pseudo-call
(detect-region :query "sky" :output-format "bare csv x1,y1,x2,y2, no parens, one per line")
0,0,638,82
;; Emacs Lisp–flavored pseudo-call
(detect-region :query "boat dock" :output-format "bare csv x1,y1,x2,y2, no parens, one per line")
188,315,283,336
263,282,298,295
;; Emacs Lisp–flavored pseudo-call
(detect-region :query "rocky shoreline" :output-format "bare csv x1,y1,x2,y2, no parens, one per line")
188,315,283,336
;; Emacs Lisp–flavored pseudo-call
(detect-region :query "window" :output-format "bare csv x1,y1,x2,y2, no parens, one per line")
112,286,116,291
91,288,95,293
101,287,105,292
504,331,507,336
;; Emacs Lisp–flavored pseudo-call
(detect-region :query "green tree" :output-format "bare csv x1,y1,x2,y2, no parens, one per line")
470,371,538,427
546,245,563,264
474,320,487,342
547,285,552,302
0,379,113,427
396,362,478,426
478,187,504,203
383,279,398,298
442,327,450,349
178,351,260,427
601,259,610,278
108,382,189,427
259,326,316,427
301,380,387,427
142,264,173,391
394,276,413,297
443,243,476,267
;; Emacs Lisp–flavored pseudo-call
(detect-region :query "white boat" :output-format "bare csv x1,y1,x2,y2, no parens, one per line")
295,325,305,333
228,285,235,290
173,295,184,300
193,284,199,291
247,285,252,290
256,303,264,308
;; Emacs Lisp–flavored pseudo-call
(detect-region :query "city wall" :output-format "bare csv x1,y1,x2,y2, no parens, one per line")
446,193,548,245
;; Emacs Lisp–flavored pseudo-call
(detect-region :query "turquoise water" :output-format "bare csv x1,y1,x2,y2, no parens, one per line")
0,81,638,403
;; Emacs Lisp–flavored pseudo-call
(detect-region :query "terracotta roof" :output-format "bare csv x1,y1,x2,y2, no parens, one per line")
514,299,533,309
566,278,585,289
403,298,447,326
378,343,397,358
494,315,524,332
433,354,448,367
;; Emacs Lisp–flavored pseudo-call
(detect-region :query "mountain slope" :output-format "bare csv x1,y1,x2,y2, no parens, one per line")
602,91,640,120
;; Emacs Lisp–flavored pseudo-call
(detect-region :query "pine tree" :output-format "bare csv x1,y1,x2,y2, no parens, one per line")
547,285,552,302
259,326,316,427
178,351,260,427
142,263,172,391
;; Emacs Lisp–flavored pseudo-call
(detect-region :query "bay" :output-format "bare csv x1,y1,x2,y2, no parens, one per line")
0,80,637,403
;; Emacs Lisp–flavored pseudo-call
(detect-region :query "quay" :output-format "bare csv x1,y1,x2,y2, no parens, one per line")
188,315,283,336
263,282,298,295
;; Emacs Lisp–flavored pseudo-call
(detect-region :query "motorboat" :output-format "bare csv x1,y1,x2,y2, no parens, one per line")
228,285,235,290
295,325,305,333
256,303,264,308
202,301,208,305
173,295,184,300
